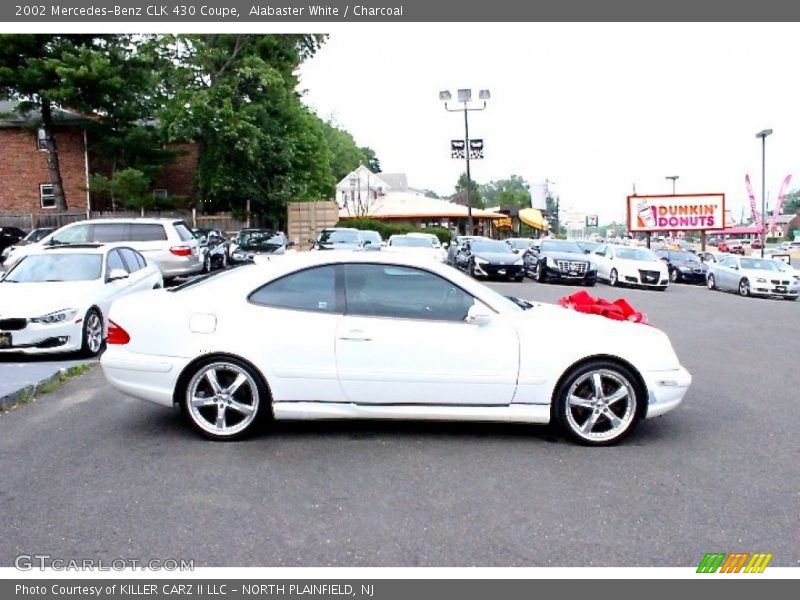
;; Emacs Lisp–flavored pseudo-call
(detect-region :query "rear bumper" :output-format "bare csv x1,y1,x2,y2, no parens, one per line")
643,366,692,418
101,348,188,407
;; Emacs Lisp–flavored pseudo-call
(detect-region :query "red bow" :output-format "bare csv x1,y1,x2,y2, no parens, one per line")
557,290,648,324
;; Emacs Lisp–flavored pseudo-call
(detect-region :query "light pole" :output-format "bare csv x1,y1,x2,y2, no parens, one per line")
666,175,679,195
440,88,490,235
756,129,772,258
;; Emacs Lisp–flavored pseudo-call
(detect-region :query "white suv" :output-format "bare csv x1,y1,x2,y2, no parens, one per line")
2,218,202,278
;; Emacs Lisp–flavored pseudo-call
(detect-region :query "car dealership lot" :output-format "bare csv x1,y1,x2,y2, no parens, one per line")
0,278,797,567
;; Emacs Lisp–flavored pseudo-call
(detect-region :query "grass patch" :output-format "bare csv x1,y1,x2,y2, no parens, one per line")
39,363,95,395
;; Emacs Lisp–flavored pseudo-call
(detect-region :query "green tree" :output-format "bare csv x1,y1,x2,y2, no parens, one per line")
783,189,800,215
455,172,483,208
480,175,531,208
360,146,381,173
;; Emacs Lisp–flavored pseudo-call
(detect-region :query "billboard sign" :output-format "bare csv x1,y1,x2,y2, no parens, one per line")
586,214,599,227
627,194,725,232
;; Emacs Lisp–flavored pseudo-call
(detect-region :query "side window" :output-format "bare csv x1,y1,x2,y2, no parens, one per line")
51,224,90,244
130,224,168,241
249,265,338,313
344,264,475,322
106,250,127,275
92,223,128,242
119,248,143,272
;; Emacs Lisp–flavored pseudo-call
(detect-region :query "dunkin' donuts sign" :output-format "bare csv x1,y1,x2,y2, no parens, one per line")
627,194,726,232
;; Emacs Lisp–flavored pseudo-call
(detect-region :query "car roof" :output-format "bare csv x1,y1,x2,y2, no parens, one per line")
61,218,186,226
30,243,140,256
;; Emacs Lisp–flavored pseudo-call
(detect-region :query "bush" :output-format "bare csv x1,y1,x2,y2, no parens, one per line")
336,219,452,245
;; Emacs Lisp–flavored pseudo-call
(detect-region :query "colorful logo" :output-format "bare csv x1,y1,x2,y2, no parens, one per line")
697,552,772,573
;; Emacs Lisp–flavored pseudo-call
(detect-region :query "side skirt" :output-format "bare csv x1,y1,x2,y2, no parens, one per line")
272,402,551,424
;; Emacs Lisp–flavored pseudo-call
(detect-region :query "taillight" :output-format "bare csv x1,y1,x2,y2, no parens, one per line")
170,246,192,257
107,320,130,345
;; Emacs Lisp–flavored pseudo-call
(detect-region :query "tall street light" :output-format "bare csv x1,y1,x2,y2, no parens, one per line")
440,88,490,234
756,129,773,258
666,175,679,195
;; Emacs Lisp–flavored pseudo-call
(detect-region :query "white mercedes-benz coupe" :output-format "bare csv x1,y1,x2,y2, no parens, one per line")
101,252,691,445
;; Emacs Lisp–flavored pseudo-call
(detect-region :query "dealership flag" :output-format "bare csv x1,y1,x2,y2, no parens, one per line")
451,140,466,159
768,175,792,234
745,175,762,229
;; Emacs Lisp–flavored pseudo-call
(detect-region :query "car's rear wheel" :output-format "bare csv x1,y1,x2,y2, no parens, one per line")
181,358,268,441
554,361,642,446
707,274,716,290
80,308,104,358
738,278,750,297
202,253,211,274
609,268,619,287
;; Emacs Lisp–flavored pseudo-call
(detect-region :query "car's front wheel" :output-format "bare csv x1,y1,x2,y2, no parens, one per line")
181,358,268,441
609,268,619,287
738,278,750,297
707,274,716,290
80,308,105,357
554,361,642,446
670,269,679,283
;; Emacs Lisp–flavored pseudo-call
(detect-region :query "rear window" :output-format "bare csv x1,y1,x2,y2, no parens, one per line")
130,224,168,241
173,222,195,242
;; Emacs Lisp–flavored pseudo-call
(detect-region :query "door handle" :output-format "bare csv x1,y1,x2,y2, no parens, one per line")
338,330,372,342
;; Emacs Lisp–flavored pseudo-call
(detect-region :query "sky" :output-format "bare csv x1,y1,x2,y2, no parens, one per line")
298,23,800,225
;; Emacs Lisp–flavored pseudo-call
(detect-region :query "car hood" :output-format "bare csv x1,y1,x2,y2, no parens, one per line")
740,267,794,280
473,251,521,265
0,280,99,318
238,244,285,254
672,259,706,269
317,243,362,250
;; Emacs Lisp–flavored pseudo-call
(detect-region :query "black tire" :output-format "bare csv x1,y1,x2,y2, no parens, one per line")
221,252,228,269
584,280,596,287
609,268,619,287
535,262,546,283
670,269,679,283
738,278,750,297
179,356,270,441
202,254,211,274
80,308,105,358
468,261,476,278
707,274,716,290
553,360,644,446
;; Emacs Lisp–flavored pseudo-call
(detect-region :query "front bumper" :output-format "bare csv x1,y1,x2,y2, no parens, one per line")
621,271,669,287
750,283,800,298
0,320,83,355
473,262,524,278
674,268,707,283
542,265,598,284
643,366,692,418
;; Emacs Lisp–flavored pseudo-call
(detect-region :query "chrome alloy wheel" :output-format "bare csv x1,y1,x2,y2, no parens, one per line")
186,362,260,438
85,311,104,354
564,369,637,443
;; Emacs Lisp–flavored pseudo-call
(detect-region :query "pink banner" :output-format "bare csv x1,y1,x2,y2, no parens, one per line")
745,175,762,228
768,175,792,234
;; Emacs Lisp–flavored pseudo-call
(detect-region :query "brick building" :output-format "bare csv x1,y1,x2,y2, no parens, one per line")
0,100,90,214
0,100,199,217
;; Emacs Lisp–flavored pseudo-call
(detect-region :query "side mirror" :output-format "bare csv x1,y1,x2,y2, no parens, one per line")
442,242,449,248
584,249,591,254
108,268,129,282
466,303,492,326
363,240,372,246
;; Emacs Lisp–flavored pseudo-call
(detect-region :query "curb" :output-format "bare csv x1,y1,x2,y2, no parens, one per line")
0,364,92,412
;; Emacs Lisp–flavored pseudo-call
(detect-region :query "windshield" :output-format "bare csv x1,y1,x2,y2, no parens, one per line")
360,231,382,244
670,251,700,262
390,236,433,248
577,241,599,252
239,231,284,248
192,229,211,243
318,230,360,244
616,248,658,261
506,239,532,249
5,254,102,282
740,258,781,271
540,241,583,254
471,240,515,254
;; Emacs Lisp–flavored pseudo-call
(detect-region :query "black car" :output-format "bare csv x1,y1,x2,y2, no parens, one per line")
524,239,597,286
456,238,524,281
0,227,26,254
656,249,708,283
230,229,291,263
192,228,230,272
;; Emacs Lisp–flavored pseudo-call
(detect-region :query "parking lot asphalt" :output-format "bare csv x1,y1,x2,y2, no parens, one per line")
0,278,797,567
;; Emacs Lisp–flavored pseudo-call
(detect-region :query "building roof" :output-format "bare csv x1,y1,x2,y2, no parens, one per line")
376,173,408,191
0,99,92,127
338,191,504,221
